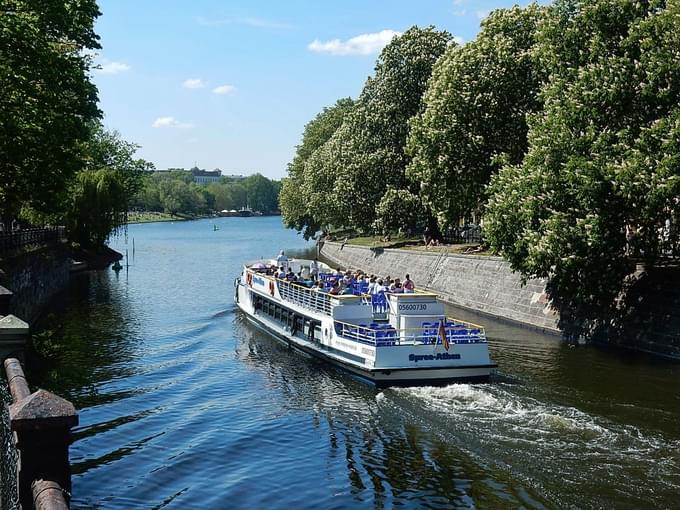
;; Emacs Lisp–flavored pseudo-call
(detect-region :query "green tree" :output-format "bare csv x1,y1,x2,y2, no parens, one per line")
243,173,278,212
66,125,147,247
373,188,425,235
485,0,680,339
329,26,452,232
407,5,546,227
0,0,101,220
280,98,354,238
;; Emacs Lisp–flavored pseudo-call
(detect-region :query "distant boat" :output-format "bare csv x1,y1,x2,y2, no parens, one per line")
238,207,253,217
213,224,219,231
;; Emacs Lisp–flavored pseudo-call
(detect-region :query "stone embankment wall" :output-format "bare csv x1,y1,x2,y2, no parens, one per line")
320,241,560,333
0,246,71,324
610,266,680,359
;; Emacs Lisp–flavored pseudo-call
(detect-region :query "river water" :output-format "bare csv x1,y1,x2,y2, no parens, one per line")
22,217,680,509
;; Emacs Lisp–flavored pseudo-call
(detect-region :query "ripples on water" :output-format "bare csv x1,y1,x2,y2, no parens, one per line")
15,217,680,509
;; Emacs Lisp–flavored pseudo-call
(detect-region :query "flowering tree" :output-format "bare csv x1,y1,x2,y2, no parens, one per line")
280,98,354,238
407,5,546,228
328,26,452,232
485,0,680,338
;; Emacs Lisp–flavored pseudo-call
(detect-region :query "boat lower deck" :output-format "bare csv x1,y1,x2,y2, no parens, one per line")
243,306,496,387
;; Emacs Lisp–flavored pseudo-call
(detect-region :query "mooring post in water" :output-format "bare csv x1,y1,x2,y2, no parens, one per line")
4,358,78,510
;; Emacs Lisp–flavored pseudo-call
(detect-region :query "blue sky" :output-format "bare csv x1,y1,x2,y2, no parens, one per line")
93,0,541,179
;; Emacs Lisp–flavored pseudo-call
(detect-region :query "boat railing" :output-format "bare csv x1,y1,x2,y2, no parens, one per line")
333,318,487,347
275,277,334,315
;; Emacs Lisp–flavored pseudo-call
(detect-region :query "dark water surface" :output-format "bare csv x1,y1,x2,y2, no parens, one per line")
25,217,680,509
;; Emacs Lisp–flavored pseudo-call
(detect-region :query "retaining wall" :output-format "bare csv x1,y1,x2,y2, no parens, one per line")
320,241,560,333
0,245,71,325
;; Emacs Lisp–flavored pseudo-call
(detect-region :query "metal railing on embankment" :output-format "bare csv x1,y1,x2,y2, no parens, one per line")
0,228,66,256
3,358,78,510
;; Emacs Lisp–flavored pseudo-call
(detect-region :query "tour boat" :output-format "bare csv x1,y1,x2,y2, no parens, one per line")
234,258,497,387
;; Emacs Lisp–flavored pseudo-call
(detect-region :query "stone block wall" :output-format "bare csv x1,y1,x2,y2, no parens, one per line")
319,241,560,333
0,245,71,325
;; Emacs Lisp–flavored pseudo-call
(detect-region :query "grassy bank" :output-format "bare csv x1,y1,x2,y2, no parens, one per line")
340,234,491,256
127,212,191,224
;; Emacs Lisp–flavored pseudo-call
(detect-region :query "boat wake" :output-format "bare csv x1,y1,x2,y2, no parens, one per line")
382,383,680,508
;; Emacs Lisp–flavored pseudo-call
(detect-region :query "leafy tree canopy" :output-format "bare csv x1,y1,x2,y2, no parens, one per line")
280,98,354,239
329,26,452,231
485,0,680,338
0,0,101,219
407,5,547,227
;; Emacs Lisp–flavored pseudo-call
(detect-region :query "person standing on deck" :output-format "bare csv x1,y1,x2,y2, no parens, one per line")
310,258,319,281
276,250,289,270
404,274,415,293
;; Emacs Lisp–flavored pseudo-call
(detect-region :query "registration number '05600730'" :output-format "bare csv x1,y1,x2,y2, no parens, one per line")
398,303,427,311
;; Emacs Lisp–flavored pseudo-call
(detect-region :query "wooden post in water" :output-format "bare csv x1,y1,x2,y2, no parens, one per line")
4,358,78,509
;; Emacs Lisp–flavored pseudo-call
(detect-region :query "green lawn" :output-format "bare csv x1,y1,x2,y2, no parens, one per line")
127,212,188,224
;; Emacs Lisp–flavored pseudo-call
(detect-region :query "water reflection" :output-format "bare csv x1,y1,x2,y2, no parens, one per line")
232,314,548,508
13,218,680,509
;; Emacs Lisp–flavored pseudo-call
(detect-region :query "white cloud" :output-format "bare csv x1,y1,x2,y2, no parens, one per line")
96,60,131,75
213,85,236,95
453,0,465,4
453,35,465,45
308,30,401,56
452,9,467,16
152,116,193,129
476,9,492,20
183,78,207,89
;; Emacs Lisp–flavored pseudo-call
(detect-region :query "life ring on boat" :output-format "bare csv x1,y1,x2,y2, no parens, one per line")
269,280,275,296
246,272,253,287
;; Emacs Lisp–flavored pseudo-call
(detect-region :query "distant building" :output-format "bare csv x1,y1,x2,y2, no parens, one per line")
191,167,222,184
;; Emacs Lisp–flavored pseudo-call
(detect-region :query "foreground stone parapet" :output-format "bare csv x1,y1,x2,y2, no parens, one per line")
9,389,78,432
3,358,77,509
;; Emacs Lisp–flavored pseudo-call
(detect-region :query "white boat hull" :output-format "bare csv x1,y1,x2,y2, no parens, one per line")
234,269,496,387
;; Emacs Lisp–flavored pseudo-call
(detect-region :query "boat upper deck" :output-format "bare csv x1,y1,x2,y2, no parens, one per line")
243,263,487,346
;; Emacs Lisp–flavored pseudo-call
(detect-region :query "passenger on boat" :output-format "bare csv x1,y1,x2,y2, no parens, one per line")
310,259,319,281
329,281,341,295
276,250,289,269
286,269,296,281
404,274,415,293
276,266,286,279
375,279,387,293
314,281,327,292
